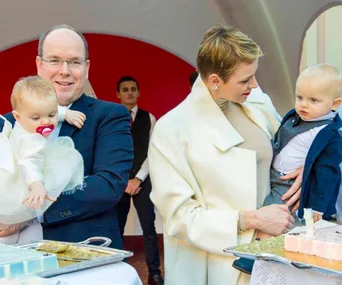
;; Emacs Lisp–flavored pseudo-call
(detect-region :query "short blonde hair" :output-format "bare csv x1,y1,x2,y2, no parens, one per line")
297,64,342,99
196,25,263,82
11,76,57,110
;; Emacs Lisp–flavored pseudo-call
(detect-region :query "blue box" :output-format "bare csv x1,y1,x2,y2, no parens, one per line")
0,244,58,278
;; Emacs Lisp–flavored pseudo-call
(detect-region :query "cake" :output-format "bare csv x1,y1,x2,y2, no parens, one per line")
0,244,58,279
284,224,342,261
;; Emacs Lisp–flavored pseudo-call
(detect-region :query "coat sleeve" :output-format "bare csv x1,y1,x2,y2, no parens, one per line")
149,118,245,255
308,138,342,215
43,104,134,225
57,105,67,122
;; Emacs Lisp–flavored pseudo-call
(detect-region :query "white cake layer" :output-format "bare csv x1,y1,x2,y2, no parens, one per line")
284,225,342,260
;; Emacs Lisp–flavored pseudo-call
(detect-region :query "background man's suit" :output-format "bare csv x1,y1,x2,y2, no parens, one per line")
116,107,161,276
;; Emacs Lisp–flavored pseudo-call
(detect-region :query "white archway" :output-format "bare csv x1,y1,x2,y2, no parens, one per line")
300,4,342,73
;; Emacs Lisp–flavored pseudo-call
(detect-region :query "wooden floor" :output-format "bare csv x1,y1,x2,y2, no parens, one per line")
124,235,164,285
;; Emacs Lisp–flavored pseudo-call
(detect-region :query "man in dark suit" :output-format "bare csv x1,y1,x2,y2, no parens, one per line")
1,25,133,249
116,76,163,285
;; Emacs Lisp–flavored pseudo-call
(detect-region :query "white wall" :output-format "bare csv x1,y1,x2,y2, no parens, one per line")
304,6,342,71
1,0,342,115
305,20,318,68
0,0,224,65
326,7,342,70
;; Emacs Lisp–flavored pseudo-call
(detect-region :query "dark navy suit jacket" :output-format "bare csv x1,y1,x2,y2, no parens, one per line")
1,94,134,248
281,109,342,219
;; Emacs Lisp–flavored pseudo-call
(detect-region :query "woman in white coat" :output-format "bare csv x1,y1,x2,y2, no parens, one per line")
149,25,302,285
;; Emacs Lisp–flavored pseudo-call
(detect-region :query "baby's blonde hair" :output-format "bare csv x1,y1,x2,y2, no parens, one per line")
196,25,263,82
11,76,57,110
297,64,342,99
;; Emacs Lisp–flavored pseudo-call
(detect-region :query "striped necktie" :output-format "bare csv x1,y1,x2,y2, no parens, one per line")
129,110,133,127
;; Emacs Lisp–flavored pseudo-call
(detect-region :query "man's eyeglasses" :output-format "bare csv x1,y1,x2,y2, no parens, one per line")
40,58,87,69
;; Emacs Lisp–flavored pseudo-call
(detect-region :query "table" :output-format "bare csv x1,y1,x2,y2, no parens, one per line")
250,220,342,285
47,262,143,285
0,262,143,285
251,260,342,285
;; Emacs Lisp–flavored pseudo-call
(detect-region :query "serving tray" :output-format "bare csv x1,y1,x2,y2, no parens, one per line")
224,243,342,278
14,237,133,278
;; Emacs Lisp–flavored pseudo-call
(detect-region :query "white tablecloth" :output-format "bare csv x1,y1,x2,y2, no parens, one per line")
251,260,342,285
0,262,142,285
47,262,142,285
250,221,342,285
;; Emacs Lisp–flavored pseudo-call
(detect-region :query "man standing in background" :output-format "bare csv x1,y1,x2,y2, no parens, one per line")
116,76,163,285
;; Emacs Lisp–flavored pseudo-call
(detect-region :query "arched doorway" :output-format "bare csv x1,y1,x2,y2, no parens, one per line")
300,4,342,73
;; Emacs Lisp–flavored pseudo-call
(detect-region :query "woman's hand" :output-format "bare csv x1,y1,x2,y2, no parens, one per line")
280,167,303,213
245,204,294,236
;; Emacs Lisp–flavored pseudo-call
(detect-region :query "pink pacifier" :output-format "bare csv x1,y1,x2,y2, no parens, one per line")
36,124,55,137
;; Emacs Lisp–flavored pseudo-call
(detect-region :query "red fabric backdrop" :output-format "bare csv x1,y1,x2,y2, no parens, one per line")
0,34,195,119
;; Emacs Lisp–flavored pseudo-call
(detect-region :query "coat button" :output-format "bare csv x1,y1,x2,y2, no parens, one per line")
66,210,72,216
59,212,65,218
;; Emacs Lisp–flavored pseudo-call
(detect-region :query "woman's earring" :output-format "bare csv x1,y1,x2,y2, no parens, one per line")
212,85,218,92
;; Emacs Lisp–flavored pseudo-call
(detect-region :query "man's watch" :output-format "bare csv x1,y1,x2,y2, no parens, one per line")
135,177,143,183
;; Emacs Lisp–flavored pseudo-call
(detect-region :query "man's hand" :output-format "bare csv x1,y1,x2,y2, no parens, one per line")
280,167,303,213
124,178,142,196
65,110,86,129
22,181,56,209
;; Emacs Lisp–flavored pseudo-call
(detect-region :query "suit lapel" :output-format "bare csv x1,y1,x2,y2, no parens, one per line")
303,115,342,185
59,94,93,138
281,109,296,125
306,115,342,162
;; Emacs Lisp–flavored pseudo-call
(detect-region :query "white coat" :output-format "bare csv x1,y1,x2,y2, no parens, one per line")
149,77,281,285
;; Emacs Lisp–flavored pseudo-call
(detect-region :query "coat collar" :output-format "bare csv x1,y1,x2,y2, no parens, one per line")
241,86,280,138
131,105,138,115
59,94,94,137
282,109,341,125
188,77,274,152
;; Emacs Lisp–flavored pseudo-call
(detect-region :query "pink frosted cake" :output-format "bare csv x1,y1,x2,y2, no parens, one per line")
284,225,342,261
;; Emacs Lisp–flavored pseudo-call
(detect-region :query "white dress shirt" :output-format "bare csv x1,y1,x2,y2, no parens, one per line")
50,104,72,140
272,111,336,174
130,105,156,182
